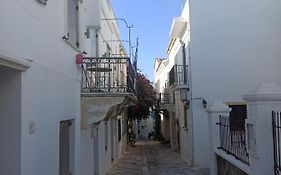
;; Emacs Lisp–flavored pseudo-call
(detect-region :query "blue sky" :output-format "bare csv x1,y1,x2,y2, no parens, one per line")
111,0,185,81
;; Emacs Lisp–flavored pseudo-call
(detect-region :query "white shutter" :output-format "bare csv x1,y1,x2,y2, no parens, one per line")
67,0,79,47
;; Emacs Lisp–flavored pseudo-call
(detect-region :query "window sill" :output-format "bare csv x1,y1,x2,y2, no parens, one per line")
63,39,83,54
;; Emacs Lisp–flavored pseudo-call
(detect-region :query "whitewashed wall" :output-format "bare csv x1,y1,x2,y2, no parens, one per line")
189,0,281,105
192,99,210,167
0,0,128,175
0,0,82,175
138,116,154,139
188,0,281,170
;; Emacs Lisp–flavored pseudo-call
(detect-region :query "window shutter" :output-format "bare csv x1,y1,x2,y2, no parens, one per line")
67,0,78,47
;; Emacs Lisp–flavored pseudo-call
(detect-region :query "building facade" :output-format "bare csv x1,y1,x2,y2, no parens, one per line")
189,0,281,170
80,0,136,175
154,1,192,164
156,0,281,174
0,0,135,175
0,0,82,174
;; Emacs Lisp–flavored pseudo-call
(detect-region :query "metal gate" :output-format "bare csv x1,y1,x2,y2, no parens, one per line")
273,111,281,175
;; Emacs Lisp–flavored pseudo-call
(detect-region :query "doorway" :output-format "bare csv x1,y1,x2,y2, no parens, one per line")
111,119,117,162
0,66,21,175
59,119,75,175
92,126,99,175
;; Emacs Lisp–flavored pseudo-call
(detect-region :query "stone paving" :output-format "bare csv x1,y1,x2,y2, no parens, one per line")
106,140,210,175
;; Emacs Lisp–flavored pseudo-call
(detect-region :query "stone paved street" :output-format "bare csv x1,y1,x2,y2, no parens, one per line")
106,140,209,175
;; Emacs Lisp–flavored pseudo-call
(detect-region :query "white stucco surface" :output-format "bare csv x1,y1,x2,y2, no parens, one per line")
0,1,81,175
189,0,281,105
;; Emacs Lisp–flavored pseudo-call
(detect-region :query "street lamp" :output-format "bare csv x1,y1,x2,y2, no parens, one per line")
101,18,133,60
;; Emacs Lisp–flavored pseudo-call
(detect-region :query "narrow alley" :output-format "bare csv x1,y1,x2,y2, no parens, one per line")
106,140,209,175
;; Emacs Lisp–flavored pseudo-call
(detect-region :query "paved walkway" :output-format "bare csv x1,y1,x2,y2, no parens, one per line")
106,140,209,175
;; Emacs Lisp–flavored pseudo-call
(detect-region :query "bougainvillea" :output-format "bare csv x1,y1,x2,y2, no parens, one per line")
128,73,156,120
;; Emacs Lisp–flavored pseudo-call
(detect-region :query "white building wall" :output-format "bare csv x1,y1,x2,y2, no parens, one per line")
80,129,94,175
21,66,81,175
0,1,82,175
189,0,281,105
188,0,281,170
138,116,154,139
192,99,210,167
0,0,128,175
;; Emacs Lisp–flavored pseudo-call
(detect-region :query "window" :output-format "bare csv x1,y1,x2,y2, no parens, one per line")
183,104,188,128
228,104,247,131
67,0,79,47
118,119,121,142
105,121,108,151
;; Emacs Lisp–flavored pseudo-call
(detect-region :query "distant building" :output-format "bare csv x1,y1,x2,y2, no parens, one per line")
154,1,191,164
137,116,155,139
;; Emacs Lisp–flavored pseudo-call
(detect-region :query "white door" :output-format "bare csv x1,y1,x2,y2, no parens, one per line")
59,120,75,175
93,127,99,175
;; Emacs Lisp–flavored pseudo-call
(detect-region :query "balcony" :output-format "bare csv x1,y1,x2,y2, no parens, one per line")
81,57,135,94
169,65,188,87
157,91,176,113
80,57,137,129
159,92,171,104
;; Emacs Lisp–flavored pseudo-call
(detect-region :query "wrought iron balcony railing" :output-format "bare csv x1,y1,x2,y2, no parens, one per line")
157,92,175,105
81,57,136,94
169,65,188,86
159,92,170,104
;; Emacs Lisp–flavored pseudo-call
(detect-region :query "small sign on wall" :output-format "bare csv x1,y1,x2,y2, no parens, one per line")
29,121,36,135
36,0,47,5
246,120,257,155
